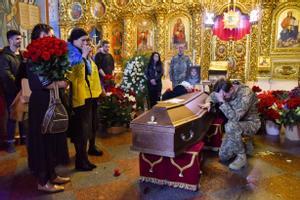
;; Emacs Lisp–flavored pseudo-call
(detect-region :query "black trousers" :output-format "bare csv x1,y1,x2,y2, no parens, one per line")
148,84,162,108
71,98,98,164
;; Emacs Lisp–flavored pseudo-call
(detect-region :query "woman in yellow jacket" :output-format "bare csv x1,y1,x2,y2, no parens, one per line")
67,28,102,171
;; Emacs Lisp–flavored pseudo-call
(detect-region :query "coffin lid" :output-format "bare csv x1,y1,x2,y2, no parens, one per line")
131,92,208,128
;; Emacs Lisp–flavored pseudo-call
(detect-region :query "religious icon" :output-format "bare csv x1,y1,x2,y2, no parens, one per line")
234,44,245,58
216,44,227,58
137,20,154,52
170,16,189,49
223,10,240,29
111,26,123,64
91,0,106,18
0,0,18,46
69,2,83,21
276,9,300,48
173,18,186,45
258,56,271,71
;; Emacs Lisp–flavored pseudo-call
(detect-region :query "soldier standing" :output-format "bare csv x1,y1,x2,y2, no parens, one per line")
200,79,261,170
169,44,192,89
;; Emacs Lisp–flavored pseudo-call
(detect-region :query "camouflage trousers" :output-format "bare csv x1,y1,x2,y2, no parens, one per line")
219,120,261,161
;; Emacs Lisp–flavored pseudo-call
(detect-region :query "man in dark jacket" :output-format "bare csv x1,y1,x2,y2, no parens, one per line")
94,40,115,77
0,30,26,152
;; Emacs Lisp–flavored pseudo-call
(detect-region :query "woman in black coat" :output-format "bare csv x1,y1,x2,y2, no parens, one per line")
145,52,164,108
27,24,70,193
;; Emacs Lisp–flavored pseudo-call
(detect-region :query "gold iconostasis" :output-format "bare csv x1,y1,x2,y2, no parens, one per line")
59,0,300,82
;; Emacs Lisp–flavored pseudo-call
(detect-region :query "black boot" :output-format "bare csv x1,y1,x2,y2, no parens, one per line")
88,137,103,156
88,145,103,156
74,142,93,171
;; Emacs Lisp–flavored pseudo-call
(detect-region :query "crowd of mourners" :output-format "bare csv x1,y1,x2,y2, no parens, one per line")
0,23,261,193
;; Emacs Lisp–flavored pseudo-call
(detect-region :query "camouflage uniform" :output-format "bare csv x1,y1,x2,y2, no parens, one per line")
169,54,192,88
209,85,261,161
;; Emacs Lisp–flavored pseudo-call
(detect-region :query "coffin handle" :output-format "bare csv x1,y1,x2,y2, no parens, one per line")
181,130,194,142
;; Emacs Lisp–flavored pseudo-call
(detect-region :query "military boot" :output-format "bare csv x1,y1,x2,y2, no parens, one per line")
229,153,247,170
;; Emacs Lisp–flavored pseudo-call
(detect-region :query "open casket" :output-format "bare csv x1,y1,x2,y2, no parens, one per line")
131,92,214,157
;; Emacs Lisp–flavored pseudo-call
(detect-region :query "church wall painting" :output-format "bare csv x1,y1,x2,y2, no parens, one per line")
136,19,154,52
169,16,190,50
0,0,19,47
111,24,123,65
68,2,83,21
271,5,300,54
91,0,106,19
276,8,300,48
258,56,271,72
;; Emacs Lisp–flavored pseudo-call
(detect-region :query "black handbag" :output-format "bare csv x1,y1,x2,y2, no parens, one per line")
41,82,69,134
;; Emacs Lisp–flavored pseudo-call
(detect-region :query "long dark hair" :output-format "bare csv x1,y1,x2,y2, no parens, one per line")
148,52,162,68
31,24,53,40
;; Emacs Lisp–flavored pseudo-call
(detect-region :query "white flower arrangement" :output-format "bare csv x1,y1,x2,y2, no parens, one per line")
121,55,148,97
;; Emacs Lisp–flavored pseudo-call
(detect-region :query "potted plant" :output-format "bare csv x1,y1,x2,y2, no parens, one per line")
257,91,283,135
98,75,136,134
280,90,300,141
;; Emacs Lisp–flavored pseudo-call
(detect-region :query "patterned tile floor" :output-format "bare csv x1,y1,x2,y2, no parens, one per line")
0,132,299,200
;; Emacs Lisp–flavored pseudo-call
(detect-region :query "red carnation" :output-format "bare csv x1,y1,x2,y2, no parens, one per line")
265,109,280,121
252,85,262,93
286,97,300,109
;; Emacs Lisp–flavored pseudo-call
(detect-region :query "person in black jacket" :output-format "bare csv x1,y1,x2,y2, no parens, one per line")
94,40,115,78
145,52,164,108
0,30,26,152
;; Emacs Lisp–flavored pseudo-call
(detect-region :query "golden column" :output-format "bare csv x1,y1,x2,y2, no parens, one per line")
201,28,212,80
155,10,166,62
123,14,135,59
190,7,203,66
260,2,275,56
249,24,259,81
100,22,110,41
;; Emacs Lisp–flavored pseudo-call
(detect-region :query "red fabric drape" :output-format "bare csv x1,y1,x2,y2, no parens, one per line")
212,13,250,41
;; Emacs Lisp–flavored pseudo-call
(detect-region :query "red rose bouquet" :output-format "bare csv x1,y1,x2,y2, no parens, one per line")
24,37,69,81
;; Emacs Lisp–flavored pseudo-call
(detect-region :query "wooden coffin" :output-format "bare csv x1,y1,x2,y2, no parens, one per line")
130,92,214,157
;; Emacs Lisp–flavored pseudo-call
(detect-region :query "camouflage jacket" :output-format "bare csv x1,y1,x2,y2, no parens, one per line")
209,85,260,122
169,54,192,88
